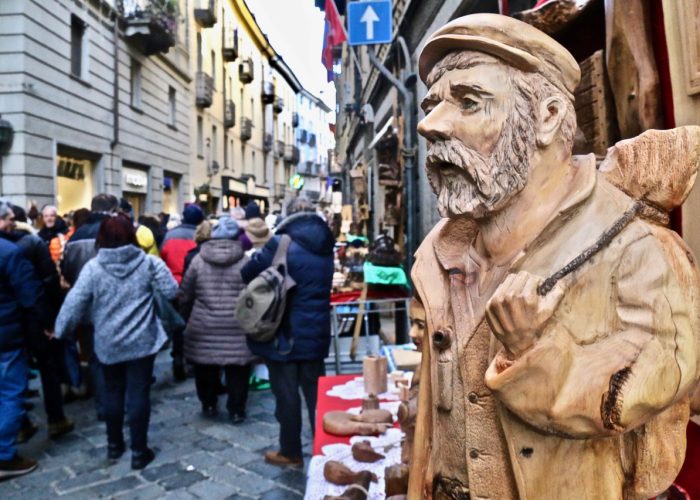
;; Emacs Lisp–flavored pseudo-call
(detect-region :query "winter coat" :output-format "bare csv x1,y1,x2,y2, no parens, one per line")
0,225,62,327
241,212,334,362
55,244,178,364
179,239,253,366
160,223,197,284
61,213,110,285
39,218,69,262
0,239,44,352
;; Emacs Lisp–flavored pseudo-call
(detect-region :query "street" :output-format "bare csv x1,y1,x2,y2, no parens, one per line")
0,352,308,499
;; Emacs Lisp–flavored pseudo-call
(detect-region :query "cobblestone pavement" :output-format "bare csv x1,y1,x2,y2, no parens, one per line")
0,352,311,499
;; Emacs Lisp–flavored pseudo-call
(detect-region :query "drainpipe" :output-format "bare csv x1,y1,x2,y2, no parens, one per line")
110,14,119,150
367,39,417,275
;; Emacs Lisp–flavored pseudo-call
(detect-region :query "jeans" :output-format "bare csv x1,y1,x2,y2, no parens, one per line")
266,359,325,459
62,338,81,388
26,332,66,424
0,349,28,460
194,364,252,416
81,326,106,418
101,355,155,453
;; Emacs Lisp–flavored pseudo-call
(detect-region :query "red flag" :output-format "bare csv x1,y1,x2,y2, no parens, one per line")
321,0,347,81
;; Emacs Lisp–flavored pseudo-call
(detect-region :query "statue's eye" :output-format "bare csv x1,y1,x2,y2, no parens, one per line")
461,97,479,111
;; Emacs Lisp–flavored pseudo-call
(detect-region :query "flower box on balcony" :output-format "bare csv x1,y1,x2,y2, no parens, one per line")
118,0,178,56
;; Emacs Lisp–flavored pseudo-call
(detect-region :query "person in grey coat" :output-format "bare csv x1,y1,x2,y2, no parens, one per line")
179,215,254,423
55,215,177,470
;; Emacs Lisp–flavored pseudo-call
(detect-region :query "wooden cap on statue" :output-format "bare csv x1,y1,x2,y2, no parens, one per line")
419,13,580,100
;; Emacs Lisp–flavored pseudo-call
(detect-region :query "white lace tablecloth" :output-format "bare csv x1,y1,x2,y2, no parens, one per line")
326,375,412,402
304,428,404,500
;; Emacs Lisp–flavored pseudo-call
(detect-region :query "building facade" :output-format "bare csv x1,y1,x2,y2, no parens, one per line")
0,0,192,216
295,89,333,205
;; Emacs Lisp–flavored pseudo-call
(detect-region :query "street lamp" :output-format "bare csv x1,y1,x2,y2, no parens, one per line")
0,115,14,155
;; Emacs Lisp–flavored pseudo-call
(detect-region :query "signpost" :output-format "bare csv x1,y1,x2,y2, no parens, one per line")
347,0,392,46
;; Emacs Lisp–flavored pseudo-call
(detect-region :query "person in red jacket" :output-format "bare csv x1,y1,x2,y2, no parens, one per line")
160,204,204,381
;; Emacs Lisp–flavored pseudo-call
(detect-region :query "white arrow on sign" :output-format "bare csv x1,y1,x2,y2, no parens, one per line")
360,5,379,40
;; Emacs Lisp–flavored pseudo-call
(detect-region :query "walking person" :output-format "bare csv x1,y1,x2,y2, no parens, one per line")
179,216,254,423
0,204,74,440
37,205,68,263
61,194,120,420
241,197,334,467
160,204,204,381
55,215,178,469
0,200,45,478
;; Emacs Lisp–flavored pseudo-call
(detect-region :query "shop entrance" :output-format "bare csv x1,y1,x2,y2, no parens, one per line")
122,164,149,217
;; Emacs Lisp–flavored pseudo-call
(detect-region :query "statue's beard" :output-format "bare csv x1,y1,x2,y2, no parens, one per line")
426,116,535,220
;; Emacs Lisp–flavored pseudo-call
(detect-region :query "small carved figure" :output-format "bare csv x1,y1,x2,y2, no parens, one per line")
351,440,385,463
410,13,700,499
322,410,393,436
323,460,378,486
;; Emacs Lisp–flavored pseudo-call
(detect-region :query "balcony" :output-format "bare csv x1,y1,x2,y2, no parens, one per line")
239,59,254,84
308,133,317,147
194,0,218,28
195,71,213,108
118,0,178,56
261,81,274,104
298,129,308,144
263,133,274,153
240,117,252,141
273,96,284,114
224,100,235,128
291,112,299,128
284,144,300,164
223,26,238,61
275,140,286,158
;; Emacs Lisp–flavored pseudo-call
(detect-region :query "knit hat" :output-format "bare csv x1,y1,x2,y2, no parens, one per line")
244,201,261,220
212,215,240,240
183,204,205,225
246,217,271,247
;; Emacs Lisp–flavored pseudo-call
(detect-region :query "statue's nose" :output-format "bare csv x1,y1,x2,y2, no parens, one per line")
418,105,452,142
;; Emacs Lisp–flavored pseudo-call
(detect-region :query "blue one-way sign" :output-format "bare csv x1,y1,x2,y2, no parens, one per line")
347,1,392,46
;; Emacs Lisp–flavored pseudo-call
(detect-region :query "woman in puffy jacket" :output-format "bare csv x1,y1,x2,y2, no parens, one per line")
179,215,253,424
55,215,177,470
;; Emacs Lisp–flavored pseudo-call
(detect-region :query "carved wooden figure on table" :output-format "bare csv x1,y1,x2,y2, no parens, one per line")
409,13,700,500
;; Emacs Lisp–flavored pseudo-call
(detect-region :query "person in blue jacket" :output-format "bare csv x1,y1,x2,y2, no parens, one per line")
0,199,45,479
241,196,334,468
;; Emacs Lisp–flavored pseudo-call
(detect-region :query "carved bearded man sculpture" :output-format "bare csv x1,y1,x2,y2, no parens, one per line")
409,14,700,499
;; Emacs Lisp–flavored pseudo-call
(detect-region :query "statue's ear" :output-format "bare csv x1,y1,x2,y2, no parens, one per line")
536,96,566,148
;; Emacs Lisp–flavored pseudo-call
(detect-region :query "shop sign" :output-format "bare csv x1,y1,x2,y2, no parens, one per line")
122,167,149,194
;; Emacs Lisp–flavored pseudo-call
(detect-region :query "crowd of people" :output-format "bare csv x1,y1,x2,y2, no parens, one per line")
0,193,334,478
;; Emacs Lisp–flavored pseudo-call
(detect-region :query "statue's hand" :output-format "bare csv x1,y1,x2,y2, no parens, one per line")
486,271,565,358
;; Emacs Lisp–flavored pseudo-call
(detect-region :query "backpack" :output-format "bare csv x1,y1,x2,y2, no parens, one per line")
235,235,296,345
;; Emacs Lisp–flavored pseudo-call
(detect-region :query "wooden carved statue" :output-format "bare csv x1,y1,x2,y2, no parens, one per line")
410,13,700,499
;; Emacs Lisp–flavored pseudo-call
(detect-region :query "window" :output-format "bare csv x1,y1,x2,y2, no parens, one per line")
230,139,234,171
130,59,142,108
250,97,253,120
197,116,203,157
212,125,218,162
168,87,176,127
70,14,86,78
252,150,256,175
224,137,228,170
228,75,233,101
211,50,216,85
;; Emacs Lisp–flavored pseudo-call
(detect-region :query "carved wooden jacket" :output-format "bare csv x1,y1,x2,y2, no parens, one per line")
409,159,700,499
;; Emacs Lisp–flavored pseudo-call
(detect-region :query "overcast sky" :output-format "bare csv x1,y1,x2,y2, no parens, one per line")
245,0,337,109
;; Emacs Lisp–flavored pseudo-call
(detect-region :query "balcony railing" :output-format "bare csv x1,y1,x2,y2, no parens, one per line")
298,129,308,144
118,0,178,56
275,140,286,158
240,117,252,141
284,144,300,164
273,96,284,114
196,71,213,108
223,26,238,61
291,112,299,128
194,0,218,28
224,100,235,128
261,81,274,104
239,59,254,84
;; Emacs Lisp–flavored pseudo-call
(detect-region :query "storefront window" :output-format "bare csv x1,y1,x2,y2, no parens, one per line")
56,154,94,214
